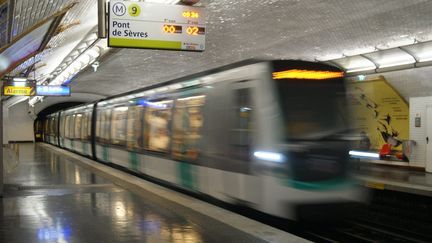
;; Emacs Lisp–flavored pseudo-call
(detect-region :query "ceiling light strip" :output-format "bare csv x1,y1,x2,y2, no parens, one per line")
359,54,378,69
398,46,420,62
324,40,432,75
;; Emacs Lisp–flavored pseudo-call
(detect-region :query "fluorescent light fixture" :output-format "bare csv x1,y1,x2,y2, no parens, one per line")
115,106,129,112
346,67,376,73
253,151,285,163
419,57,432,62
13,81,27,87
349,150,379,159
13,77,27,82
378,60,415,69
47,38,109,87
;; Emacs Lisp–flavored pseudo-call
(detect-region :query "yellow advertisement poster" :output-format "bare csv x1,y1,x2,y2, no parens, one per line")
348,77,408,151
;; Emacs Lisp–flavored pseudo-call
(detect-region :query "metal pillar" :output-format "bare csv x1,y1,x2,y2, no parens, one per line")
98,0,107,38
6,0,15,43
0,85,3,197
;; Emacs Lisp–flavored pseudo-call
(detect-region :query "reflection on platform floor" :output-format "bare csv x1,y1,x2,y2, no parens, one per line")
356,162,432,188
0,143,265,243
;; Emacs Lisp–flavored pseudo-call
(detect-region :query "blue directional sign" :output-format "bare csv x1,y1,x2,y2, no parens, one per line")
36,85,71,96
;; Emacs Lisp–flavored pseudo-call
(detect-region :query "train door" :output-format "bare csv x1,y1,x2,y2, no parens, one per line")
228,80,255,163
426,106,432,172
222,79,258,203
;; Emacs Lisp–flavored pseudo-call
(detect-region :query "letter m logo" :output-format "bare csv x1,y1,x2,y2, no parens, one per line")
113,2,126,16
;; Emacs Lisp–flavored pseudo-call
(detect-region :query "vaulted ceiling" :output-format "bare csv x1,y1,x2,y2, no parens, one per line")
1,0,432,111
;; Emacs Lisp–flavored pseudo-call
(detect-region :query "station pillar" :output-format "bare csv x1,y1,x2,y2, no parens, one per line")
0,91,3,197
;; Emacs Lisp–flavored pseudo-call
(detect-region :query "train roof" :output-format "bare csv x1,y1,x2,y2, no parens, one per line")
50,59,341,115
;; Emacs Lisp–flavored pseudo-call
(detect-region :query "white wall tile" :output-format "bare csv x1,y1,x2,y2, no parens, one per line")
409,96,432,167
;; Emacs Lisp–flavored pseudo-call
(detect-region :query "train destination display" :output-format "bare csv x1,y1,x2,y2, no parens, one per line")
108,0,205,51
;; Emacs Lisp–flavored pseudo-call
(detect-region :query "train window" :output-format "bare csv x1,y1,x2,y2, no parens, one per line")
229,88,253,161
86,111,92,140
275,79,346,140
50,118,55,135
111,106,128,146
127,105,144,150
172,95,205,161
144,100,173,153
74,114,83,139
81,113,88,140
79,111,92,141
47,119,51,135
69,115,75,139
45,119,49,136
64,115,70,138
97,109,111,143
60,115,65,138
96,111,101,140
44,120,49,136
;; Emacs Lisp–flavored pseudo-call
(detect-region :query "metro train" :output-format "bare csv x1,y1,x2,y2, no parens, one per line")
40,60,366,220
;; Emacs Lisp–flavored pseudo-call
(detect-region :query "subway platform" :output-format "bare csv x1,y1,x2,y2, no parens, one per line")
354,160,432,197
0,143,305,243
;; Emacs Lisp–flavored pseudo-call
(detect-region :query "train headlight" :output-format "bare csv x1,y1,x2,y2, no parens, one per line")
349,150,379,159
253,151,286,163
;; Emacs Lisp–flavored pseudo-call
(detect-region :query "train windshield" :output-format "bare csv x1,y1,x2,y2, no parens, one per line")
275,78,347,141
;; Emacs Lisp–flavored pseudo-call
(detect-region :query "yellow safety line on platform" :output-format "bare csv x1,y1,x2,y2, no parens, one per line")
366,181,385,190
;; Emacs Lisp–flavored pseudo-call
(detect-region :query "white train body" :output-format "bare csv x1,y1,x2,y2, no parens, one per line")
42,60,366,220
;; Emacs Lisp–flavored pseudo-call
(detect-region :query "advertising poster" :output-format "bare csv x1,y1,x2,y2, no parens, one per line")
347,77,408,151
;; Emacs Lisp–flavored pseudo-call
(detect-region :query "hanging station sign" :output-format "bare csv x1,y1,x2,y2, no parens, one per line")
2,80,36,96
108,0,205,51
36,85,71,96
3,85,35,96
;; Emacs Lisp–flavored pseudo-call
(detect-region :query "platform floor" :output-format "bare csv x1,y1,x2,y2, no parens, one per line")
1,143,305,243
355,161,432,196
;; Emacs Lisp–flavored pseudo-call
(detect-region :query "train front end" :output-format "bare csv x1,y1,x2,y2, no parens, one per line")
254,61,367,220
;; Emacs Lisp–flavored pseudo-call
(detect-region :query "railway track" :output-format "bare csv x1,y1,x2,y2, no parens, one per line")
303,220,431,242
299,189,432,242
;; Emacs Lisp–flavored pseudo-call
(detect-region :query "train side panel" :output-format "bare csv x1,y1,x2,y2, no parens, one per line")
42,60,366,220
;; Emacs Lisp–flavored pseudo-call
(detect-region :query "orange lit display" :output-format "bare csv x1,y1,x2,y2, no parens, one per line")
186,26,198,35
272,69,344,80
182,11,199,18
163,24,182,34
186,26,205,35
